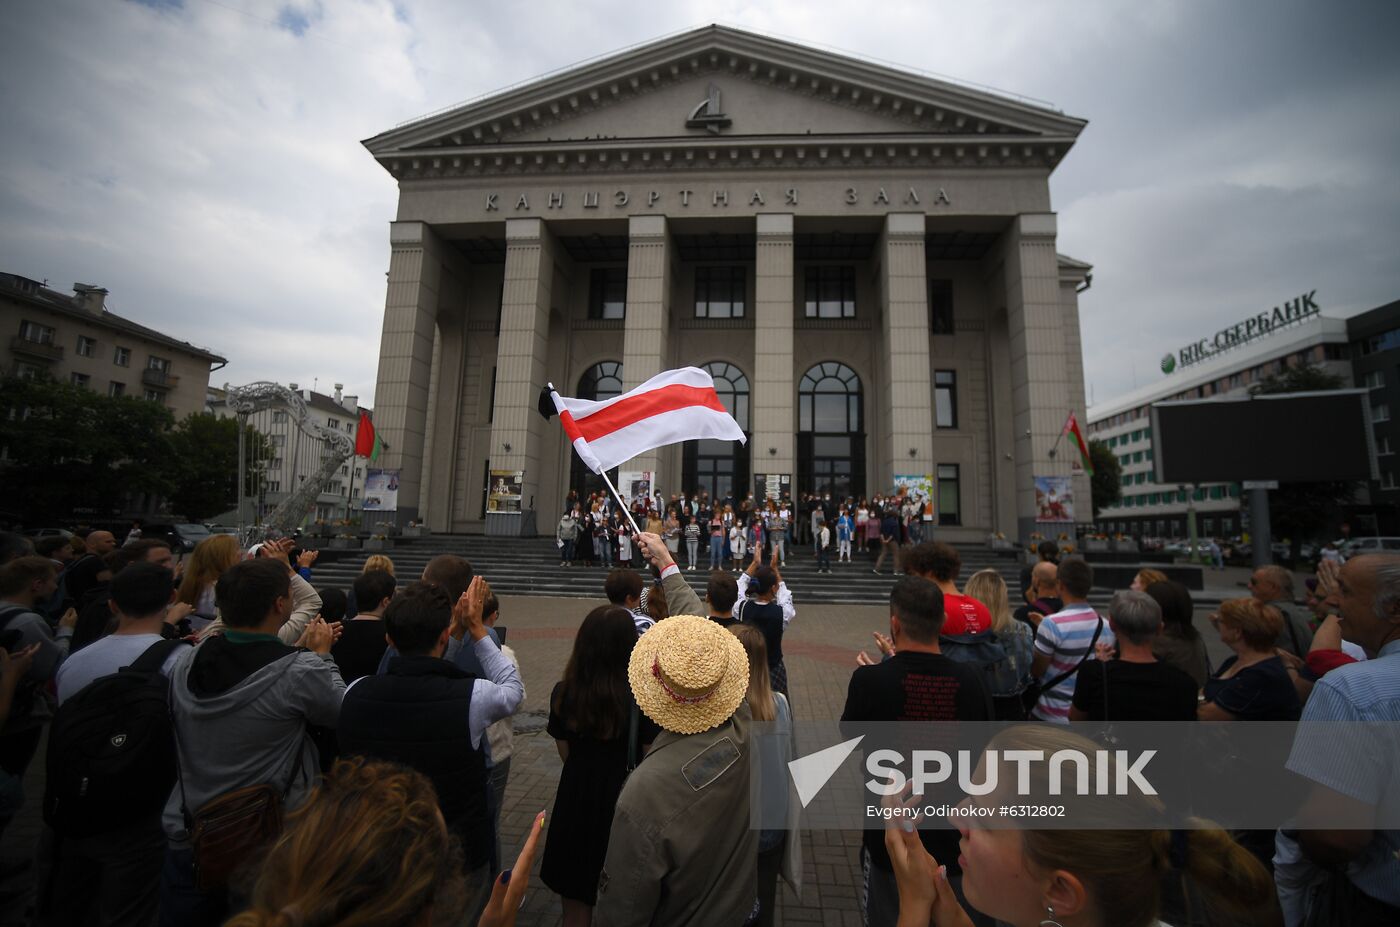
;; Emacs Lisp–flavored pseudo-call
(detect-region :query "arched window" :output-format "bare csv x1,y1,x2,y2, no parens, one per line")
683,362,750,502
569,362,623,501
798,362,864,499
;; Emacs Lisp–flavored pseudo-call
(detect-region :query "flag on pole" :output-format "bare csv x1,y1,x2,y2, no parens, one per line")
354,410,381,461
539,366,746,474
1062,411,1094,475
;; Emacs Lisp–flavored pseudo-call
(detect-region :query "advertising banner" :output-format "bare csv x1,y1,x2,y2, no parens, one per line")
487,470,524,514
362,469,401,512
1034,475,1074,523
893,474,935,521
618,470,656,510
753,473,791,503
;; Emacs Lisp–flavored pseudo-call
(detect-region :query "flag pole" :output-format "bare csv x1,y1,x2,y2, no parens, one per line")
1048,411,1072,460
599,468,643,536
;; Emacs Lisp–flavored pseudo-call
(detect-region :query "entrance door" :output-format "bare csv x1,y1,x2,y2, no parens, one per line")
797,362,864,499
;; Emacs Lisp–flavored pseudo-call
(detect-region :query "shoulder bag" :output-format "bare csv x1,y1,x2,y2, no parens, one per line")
171,687,306,891
1020,617,1103,715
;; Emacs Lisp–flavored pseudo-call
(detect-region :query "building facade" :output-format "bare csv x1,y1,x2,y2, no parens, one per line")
1088,311,1353,538
208,383,369,524
365,26,1093,540
1,273,225,422
1346,298,1400,532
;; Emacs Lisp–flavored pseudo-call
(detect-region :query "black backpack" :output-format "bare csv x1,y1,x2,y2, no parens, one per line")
43,638,190,837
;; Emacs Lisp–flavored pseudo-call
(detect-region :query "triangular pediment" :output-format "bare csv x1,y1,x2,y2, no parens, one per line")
366,25,1085,164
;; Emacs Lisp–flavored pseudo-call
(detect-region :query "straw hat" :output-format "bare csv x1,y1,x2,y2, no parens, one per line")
628,615,750,735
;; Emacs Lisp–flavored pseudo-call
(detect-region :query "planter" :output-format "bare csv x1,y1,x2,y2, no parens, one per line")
403,525,430,538
363,538,394,551
1082,539,1111,553
328,537,361,550
1110,539,1140,554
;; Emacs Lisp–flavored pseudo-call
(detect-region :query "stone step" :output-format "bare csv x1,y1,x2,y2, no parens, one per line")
300,535,1196,606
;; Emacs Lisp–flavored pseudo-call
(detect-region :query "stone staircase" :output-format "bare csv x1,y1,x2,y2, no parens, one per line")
306,534,1041,606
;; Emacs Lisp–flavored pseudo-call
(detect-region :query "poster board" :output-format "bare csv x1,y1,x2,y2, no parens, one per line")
893,474,935,521
362,469,401,512
753,473,791,503
487,469,524,514
1034,476,1075,523
618,470,656,509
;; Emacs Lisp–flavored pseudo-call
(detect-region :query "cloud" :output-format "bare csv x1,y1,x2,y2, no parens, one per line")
2,0,1397,412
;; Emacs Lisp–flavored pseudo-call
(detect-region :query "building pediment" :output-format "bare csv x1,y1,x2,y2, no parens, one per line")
365,25,1086,180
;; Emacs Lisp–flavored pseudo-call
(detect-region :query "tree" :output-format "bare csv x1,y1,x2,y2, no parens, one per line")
166,413,269,522
1088,439,1122,519
1249,364,1356,562
0,375,175,523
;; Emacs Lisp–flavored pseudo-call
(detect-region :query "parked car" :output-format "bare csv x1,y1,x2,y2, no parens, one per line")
143,522,214,553
204,524,240,536
1345,537,1400,554
23,528,73,540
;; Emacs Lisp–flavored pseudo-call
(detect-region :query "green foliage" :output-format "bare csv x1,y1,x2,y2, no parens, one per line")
166,413,268,521
1088,439,1122,518
0,375,175,522
1248,364,1354,558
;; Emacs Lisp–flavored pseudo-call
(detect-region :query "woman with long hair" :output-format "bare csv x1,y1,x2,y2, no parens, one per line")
226,756,544,927
885,726,1282,927
1130,568,1169,593
963,569,1035,720
1145,580,1211,687
731,625,799,927
541,606,657,926
175,534,241,632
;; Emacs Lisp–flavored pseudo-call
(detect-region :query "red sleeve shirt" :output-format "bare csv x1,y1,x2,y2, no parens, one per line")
941,592,992,636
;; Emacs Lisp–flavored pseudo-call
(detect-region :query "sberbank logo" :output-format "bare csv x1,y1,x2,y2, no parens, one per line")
1160,353,1176,374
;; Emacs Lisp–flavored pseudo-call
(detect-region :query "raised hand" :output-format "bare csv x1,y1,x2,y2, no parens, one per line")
451,576,489,641
166,602,195,626
296,549,320,569
477,810,546,927
296,615,334,654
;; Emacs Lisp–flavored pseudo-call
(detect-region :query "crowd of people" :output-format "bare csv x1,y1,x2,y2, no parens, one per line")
557,487,931,575
0,508,1396,927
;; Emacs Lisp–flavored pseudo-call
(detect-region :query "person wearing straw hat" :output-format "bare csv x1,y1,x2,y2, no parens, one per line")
592,610,758,927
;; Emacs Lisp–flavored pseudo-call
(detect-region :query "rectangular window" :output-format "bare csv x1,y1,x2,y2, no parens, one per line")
694,266,746,318
76,335,96,357
936,464,961,526
1133,451,1144,463
268,458,282,470
1374,403,1391,424
267,481,281,493
271,433,286,447
1210,485,1225,500
934,370,957,428
1383,471,1398,490
108,381,125,397
272,410,287,423
327,417,337,429
1149,492,1161,505
1365,370,1385,390
70,372,89,387
1131,429,1142,442
929,279,954,334
1146,449,1154,461
147,355,171,373
803,265,856,318
1120,455,1131,466
1378,437,1394,456
1122,475,1132,488
114,346,130,367
588,267,627,319
143,389,162,403
18,320,55,344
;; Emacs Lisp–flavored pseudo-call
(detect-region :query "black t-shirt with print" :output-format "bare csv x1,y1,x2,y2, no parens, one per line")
841,651,993,875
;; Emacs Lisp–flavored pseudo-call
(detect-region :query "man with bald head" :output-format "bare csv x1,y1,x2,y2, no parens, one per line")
1287,554,1400,917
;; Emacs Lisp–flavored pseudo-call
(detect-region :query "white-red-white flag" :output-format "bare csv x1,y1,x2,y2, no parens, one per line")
539,367,746,474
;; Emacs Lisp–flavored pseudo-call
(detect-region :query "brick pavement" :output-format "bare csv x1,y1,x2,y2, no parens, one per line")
0,584,1237,926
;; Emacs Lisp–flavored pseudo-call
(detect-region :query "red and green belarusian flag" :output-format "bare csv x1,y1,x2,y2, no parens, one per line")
355,410,381,460
1062,411,1094,475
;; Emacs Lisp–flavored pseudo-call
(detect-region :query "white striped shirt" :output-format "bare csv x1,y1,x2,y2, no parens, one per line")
1030,603,1113,724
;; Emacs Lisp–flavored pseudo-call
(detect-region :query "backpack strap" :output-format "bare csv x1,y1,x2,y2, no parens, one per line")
0,605,37,633
127,637,190,674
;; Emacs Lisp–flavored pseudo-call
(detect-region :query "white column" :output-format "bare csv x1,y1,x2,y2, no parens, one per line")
1005,213,1077,539
371,220,442,526
879,213,933,487
621,215,672,475
486,218,556,536
753,213,795,479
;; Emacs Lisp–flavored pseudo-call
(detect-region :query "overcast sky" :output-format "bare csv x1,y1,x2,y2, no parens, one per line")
3,0,1397,410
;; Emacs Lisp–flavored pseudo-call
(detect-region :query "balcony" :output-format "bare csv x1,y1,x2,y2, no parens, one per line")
141,368,180,389
10,335,63,362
